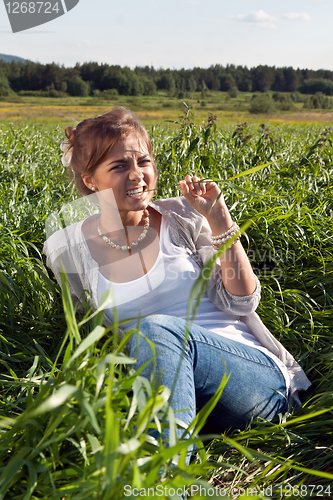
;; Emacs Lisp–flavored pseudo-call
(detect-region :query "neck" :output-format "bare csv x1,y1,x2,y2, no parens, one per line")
120,209,148,227
99,208,148,232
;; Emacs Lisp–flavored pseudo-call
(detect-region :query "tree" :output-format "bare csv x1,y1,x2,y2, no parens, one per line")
249,94,276,114
303,92,332,109
67,76,90,96
187,75,197,92
237,72,252,92
60,81,67,92
251,66,275,92
283,67,299,92
41,63,63,89
219,74,236,91
272,92,294,111
228,86,238,98
143,78,156,96
272,69,285,92
0,69,13,96
199,80,208,99
129,73,144,96
299,78,333,96
156,73,176,93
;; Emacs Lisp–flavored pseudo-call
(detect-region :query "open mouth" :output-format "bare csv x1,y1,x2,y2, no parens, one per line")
126,186,146,197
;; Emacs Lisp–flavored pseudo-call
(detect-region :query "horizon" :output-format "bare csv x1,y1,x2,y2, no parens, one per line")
1,52,332,74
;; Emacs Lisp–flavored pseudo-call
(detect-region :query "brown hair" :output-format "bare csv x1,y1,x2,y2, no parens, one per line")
65,107,156,195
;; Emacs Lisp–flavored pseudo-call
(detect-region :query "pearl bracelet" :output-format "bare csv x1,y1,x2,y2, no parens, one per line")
210,222,241,248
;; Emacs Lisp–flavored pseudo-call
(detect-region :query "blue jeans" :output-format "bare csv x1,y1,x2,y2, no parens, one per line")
129,314,288,436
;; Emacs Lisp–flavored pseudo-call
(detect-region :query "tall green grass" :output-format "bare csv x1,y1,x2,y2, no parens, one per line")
0,113,332,499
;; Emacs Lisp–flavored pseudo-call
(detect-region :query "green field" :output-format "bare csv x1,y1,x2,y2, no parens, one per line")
1,93,333,128
0,110,333,499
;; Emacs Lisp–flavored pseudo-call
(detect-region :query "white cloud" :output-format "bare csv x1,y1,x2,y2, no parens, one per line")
282,12,311,21
234,10,312,29
235,10,277,29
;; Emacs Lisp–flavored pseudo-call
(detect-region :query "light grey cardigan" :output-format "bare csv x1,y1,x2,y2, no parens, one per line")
43,196,311,408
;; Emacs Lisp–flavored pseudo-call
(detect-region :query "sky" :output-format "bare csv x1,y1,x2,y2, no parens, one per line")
1,0,332,71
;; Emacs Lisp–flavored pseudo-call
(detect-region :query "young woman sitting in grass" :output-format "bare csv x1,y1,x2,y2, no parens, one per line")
43,107,310,441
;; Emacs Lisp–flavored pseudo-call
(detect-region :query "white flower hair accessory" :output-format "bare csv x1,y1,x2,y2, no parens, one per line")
60,140,73,168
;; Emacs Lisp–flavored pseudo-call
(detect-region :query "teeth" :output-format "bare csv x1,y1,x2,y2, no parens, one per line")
127,188,144,195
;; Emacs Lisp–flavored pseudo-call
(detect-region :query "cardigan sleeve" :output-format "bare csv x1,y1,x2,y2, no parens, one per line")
43,224,118,331
43,224,90,309
191,211,262,315
43,239,86,308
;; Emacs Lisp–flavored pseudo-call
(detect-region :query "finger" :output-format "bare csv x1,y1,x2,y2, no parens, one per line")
184,174,195,191
191,176,202,196
199,177,206,195
179,181,198,206
192,176,207,195
204,180,217,191
178,179,189,194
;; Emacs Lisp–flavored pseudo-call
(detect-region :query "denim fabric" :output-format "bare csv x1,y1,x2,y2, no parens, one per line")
130,314,288,435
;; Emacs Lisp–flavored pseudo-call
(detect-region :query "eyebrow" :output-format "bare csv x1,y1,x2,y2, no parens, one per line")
108,158,129,165
108,154,150,165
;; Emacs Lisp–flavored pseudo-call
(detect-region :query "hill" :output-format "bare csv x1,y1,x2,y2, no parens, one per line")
0,53,27,63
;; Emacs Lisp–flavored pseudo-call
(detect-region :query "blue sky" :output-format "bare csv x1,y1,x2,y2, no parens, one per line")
1,0,332,70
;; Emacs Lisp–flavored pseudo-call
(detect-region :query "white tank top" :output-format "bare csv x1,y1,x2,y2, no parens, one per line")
95,217,290,391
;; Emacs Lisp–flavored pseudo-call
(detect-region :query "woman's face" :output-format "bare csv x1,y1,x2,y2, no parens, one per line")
82,133,157,217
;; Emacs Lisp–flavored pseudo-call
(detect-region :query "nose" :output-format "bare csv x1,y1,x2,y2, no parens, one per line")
128,162,144,181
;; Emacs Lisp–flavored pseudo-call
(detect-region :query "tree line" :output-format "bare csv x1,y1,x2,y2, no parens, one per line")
1,59,333,98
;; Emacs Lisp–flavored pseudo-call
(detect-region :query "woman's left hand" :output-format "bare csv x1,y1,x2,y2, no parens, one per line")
178,175,225,219
179,175,257,296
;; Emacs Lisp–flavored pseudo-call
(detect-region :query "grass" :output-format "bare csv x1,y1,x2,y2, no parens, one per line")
0,110,332,499
1,93,333,128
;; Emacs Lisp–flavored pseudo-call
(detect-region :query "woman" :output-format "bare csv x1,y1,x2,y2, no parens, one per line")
44,107,310,439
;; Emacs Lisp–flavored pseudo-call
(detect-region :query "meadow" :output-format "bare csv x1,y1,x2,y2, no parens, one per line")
0,105,332,499
1,92,333,128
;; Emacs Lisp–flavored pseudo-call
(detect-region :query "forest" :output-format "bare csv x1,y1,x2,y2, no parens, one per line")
1,59,333,99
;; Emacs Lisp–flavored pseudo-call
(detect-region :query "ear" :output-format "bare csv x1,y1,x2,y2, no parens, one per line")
81,173,96,191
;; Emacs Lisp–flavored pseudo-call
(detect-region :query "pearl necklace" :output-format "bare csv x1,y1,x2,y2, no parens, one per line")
97,209,150,251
